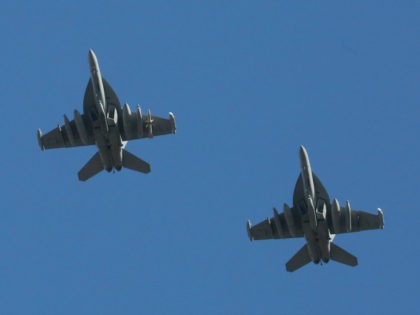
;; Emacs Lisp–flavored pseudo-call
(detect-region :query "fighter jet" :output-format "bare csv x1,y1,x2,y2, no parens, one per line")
247,146,384,272
37,49,176,181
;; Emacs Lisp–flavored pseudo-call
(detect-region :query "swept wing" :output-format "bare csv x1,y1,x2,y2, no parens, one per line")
330,200,384,234
37,113,94,150
247,207,304,241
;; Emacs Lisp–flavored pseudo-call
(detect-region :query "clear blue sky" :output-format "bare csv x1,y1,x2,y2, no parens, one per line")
0,1,419,314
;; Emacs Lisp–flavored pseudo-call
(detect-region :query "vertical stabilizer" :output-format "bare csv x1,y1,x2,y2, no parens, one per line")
330,243,358,267
286,244,312,272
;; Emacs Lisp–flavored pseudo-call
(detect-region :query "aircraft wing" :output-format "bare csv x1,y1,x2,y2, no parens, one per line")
332,207,384,234
149,115,177,136
38,114,94,150
121,105,176,141
247,208,304,241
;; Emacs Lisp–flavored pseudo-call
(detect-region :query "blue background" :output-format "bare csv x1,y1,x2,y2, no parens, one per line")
0,1,419,314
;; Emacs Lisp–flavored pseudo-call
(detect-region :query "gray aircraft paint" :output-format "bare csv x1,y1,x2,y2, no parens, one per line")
247,146,384,272
38,50,176,181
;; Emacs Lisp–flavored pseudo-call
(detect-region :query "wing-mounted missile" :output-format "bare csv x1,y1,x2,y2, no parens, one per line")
63,114,75,146
146,109,153,138
246,220,254,241
122,103,132,137
74,110,88,145
344,200,352,232
377,208,384,229
331,198,341,233
37,129,45,150
136,104,143,137
283,203,296,237
273,207,284,237
169,112,176,134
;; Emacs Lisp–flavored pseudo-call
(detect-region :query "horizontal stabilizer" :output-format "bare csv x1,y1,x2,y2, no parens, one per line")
330,243,358,267
122,149,151,174
78,152,104,181
286,244,311,272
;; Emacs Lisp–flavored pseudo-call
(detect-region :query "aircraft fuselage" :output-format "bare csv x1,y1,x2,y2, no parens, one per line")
247,145,383,271
37,49,175,181
85,49,125,172
295,146,333,264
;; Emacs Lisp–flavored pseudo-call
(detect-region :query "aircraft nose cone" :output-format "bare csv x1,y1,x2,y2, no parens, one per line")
299,145,308,159
299,145,310,168
88,49,98,67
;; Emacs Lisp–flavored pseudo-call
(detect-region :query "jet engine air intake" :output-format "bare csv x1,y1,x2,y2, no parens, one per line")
316,201,327,221
106,105,118,126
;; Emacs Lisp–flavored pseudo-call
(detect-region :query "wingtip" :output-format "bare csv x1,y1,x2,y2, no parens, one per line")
377,208,384,229
169,112,176,133
37,129,45,151
246,220,253,241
